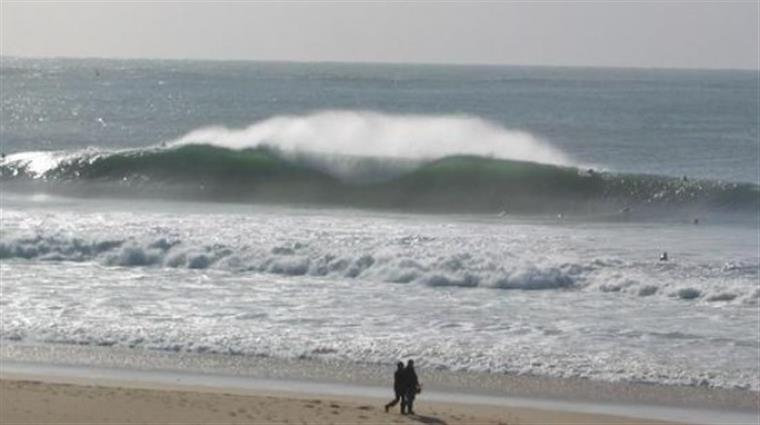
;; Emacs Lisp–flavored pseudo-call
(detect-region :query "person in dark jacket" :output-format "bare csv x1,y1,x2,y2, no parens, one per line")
384,362,405,412
401,359,419,415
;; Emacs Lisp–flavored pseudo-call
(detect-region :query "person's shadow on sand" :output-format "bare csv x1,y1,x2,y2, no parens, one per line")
408,414,447,425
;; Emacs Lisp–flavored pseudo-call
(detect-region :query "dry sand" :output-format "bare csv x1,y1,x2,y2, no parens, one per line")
0,378,677,425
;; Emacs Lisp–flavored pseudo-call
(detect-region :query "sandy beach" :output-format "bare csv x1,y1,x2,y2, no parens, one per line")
1,377,681,425
3,344,758,424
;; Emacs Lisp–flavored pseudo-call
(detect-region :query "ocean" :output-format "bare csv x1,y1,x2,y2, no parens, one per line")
1,57,758,394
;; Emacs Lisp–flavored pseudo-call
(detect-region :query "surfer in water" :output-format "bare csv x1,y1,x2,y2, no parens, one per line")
660,251,669,261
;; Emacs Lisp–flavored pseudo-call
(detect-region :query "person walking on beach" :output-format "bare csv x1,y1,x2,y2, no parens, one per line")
384,361,406,412
401,359,420,415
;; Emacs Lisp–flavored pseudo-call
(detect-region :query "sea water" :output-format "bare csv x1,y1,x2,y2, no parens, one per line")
1,58,758,392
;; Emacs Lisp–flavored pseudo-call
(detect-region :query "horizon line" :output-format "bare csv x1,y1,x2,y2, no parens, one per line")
1,53,757,73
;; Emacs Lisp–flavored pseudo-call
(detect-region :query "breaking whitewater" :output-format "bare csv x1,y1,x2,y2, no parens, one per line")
2,112,757,215
2,112,759,393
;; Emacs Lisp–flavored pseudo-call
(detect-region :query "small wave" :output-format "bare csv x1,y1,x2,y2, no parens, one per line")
0,233,579,292
705,292,737,302
2,232,757,304
674,287,702,300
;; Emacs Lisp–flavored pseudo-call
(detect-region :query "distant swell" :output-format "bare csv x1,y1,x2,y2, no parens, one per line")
1,145,758,214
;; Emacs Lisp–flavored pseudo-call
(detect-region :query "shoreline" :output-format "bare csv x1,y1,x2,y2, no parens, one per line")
2,343,758,424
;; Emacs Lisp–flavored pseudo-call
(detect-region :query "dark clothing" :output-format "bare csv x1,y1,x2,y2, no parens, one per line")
404,367,419,390
400,366,419,414
385,389,402,410
393,368,405,392
401,388,415,414
385,368,405,411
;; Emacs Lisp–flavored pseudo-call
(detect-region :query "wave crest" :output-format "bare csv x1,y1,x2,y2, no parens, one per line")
170,110,573,169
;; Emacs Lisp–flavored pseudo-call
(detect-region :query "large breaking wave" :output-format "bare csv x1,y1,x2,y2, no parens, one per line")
1,112,757,214
3,145,757,214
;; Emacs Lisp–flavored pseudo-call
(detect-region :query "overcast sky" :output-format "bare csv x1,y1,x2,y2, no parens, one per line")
1,1,758,70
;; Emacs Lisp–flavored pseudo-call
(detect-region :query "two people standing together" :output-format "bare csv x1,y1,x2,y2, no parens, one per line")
385,359,421,415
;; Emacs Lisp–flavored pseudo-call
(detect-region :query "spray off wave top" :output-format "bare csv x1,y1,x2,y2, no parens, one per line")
170,110,572,167
1,111,757,214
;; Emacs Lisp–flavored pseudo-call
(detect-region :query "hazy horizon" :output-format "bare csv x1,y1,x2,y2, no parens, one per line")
1,1,758,71
3,52,759,73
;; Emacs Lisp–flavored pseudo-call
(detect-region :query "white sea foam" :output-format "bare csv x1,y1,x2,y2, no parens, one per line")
1,147,111,178
1,198,758,391
1,208,756,303
170,110,573,166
